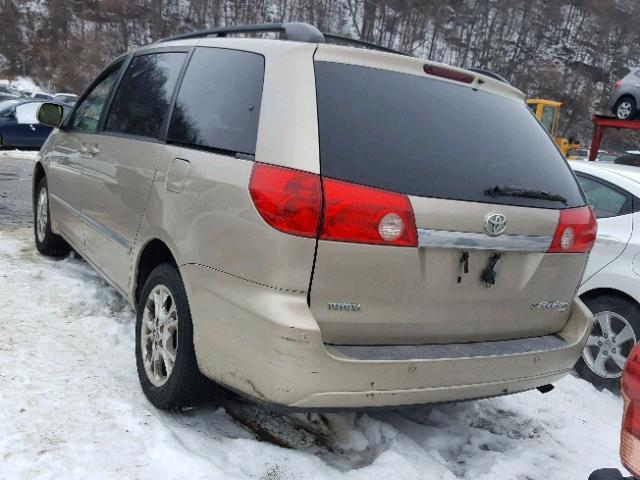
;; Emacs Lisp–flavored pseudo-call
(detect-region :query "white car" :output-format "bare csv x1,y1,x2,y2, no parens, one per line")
571,161,640,391
52,93,78,104
28,91,54,100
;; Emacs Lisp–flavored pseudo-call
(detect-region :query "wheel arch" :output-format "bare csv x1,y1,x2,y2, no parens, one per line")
614,93,637,112
32,162,46,211
580,287,640,308
133,238,180,308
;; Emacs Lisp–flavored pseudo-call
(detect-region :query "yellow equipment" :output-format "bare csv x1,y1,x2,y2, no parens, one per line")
526,99,581,157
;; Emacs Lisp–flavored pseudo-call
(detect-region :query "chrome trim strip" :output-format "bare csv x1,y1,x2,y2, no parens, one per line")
50,193,130,250
417,228,552,252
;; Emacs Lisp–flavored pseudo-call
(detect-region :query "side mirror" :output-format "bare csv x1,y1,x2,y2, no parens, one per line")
5,107,15,118
37,102,64,128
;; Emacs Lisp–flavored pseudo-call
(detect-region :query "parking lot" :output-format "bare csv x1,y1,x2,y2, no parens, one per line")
0,151,624,479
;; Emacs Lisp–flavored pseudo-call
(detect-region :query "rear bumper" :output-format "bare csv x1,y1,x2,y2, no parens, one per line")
182,263,593,409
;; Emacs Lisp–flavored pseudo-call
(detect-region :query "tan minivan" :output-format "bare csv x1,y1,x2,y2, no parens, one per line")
34,23,596,410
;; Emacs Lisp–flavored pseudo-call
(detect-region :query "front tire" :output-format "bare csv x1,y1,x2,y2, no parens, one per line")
575,294,640,392
135,263,209,410
614,96,637,120
34,176,70,257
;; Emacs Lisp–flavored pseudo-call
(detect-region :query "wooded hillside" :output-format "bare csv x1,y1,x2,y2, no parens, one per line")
2,0,640,148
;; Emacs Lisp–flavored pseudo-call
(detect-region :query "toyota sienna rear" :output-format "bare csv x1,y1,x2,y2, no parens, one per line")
34,23,595,410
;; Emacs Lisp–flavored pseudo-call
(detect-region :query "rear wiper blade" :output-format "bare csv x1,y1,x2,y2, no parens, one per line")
485,185,568,205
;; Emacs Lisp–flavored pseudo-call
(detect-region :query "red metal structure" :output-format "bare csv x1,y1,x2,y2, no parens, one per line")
589,114,640,161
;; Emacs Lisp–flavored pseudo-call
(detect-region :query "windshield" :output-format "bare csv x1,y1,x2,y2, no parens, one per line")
314,62,585,209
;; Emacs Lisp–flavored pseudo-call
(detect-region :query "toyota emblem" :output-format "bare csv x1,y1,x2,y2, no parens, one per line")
484,213,507,236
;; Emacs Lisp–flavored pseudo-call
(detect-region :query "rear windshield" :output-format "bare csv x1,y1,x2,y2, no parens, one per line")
314,62,585,209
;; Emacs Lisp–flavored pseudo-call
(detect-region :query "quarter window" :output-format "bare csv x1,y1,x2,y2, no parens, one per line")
168,47,264,155
105,52,187,139
576,174,632,219
70,65,122,133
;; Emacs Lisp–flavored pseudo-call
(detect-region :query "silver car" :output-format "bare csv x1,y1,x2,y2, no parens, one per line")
608,69,640,120
34,23,595,411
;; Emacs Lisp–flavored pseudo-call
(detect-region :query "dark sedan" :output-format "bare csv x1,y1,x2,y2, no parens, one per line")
0,99,63,149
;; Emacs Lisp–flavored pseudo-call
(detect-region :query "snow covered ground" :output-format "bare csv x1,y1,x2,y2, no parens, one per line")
0,149,39,161
0,223,625,480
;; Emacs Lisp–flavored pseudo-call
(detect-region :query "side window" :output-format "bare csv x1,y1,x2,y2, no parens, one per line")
576,174,632,219
71,65,122,133
15,102,41,124
540,105,557,136
168,47,264,155
105,52,186,139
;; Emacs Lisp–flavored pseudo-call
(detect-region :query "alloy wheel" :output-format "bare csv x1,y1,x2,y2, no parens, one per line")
583,310,636,379
141,285,178,387
617,101,633,119
36,187,48,243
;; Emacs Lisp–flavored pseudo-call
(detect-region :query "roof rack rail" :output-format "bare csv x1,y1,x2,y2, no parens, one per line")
156,22,410,57
467,68,510,84
322,34,410,56
156,22,325,44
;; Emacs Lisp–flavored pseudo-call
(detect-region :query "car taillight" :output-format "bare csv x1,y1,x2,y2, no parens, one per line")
614,80,623,91
622,344,640,478
547,206,597,253
321,178,417,247
248,163,418,247
249,163,322,238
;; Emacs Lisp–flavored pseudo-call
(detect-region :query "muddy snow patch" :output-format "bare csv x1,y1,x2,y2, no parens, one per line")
0,228,625,479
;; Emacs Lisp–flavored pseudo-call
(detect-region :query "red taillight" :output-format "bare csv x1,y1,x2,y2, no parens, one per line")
248,163,417,246
614,80,623,91
249,163,322,238
321,178,417,247
423,64,475,84
621,345,640,478
547,206,597,253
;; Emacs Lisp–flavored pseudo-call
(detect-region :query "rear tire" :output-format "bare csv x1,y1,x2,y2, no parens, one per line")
614,96,637,120
575,294,640,392
34,176,70,257
135,263,209,410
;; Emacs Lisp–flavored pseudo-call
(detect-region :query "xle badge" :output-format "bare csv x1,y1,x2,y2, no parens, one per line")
530,301,569,312
328,303,361,312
